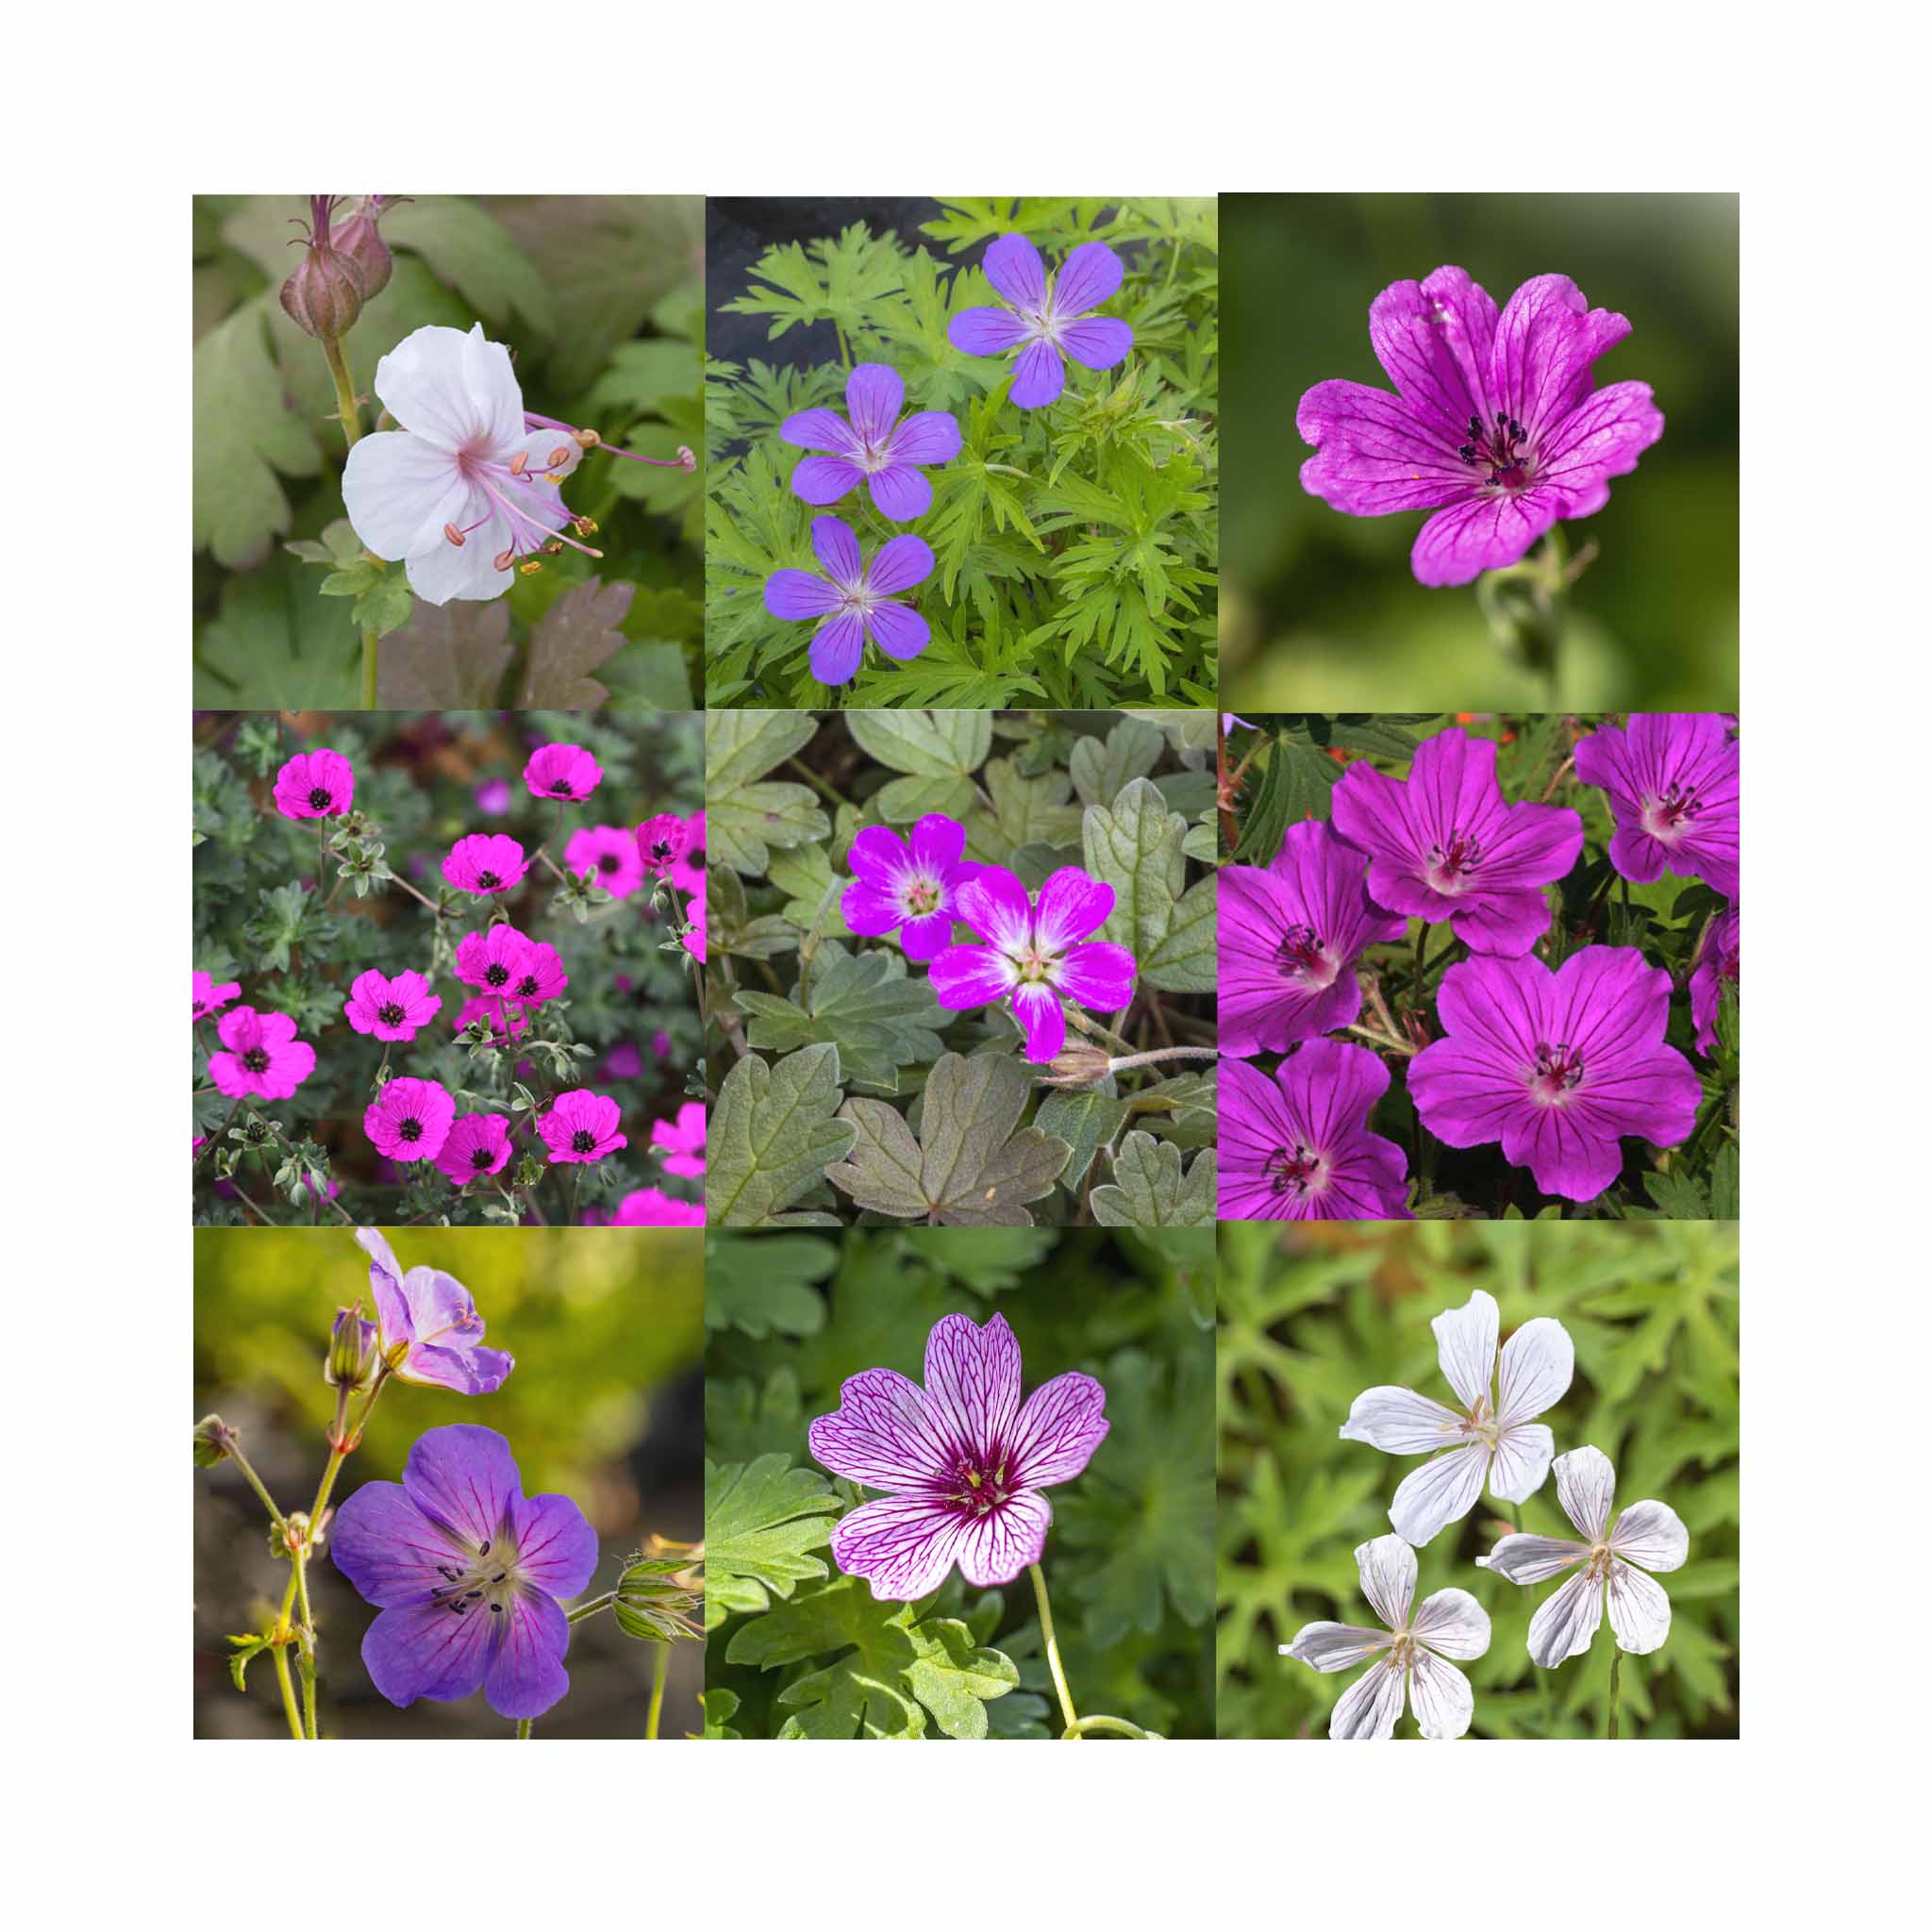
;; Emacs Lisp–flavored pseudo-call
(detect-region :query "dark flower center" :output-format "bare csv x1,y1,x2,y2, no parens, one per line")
1276,923,1326,979
242,1047,271,1073
1532,1040,1586,1097
476,870,501,890
470,1145,494,1170
1426,829,1483,882
398,1118,424,1142
484,963,509,988
308,786,333,810
651,840,673,859
942,1454,1013,1518
1265,1144,1323,1196
598,853,621,874
515,974,541,997
550,780,574,796
571,1128,597,1153
1457,411,1532,491
377,1002,407,1026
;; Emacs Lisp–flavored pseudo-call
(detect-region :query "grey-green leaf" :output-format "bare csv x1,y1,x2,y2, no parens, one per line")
708,1044,857,1226
1090,1132,1217,1225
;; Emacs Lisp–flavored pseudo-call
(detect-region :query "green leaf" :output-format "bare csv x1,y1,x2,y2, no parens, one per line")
734,944,944,1094
1081,776,1215,992
1034,1087,1126,1189
705,711,828,874
1091,1133,1216,1226
700,1690,743,1740
194,553,359,708
703,1456,842,1631
703,1233,834,1338
382,195,556,338
707,1045,857,1227
1070,716,1165,808
844,708,991,820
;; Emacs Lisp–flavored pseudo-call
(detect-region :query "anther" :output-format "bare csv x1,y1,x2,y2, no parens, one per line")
548,446,571,469
519,560,542,575
443,523,466,547
508,452,528,476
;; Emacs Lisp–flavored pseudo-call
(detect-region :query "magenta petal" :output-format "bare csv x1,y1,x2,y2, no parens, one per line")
845,823,913,887
1058,315,1133,371
1008,339,1065,408
329,1482,457,1607
1368,268,1499,447
1011,982,1066,1061
1007,1371,1109,1488
887,410,962,465
1056,941,1137,1013
400,1425,520,1546
982,233,1047,309
1489,274,1628,437
955,1491,1052,1587
780,407,859,456
1411,491,1561,587
908,812,968,869
1534,380,1664,513
791,456,864,506
508,1491,599,1599
924,1311,1023,1452
866,534,934,597
1034,866,1114,950
949,307,1031,357
764,568,841,621
809,515,864,589
865,600,929,663
1050,241,1124,319
866,462,932,523
360,1597,493,1707
830,1494,967,1601
808,612,866,685
844,362,904,444
955,866,1033,950
928,942,1013,1009
1297,378,1473,517
808,1365,953,1487
841,878,904,936
898,908,954,960
483,1589,571,1720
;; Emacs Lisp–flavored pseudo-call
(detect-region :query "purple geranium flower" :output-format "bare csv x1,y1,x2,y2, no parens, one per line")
356,1226,513,1393
1330,726,1583,956
781,362,961,523
1408,948,1701,1202
1298,267,1664,586
1574,712,1740,902
947,234,1134,409
841,813,980,961
763,514,934,685
1690,904,1740,1057
929,864,1137,1063
1219,1041,1412,1221
330,1424,598,1720
808,1311,1108,1599
1219,821,1407,1055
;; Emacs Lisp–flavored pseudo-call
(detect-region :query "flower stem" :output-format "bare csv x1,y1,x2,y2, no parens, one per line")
1098,1045,1220,1074
516,1718,533,1740
1062,1714,1158,1740
272,1644,305,1742
225,1441,289,1532
319,333,381,707
1028,1560,1078,1735
1607,1645,1622,1740
646,1641,671,1740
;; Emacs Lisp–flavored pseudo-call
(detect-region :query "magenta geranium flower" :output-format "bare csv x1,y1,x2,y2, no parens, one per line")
635,813,690,876
809,1311,1109,1599
192,970,241,1023
330,1424,595,1719
565,824,644,899
1297,267,1665,586
842,813,980,962
1574,712,1740,902
763,515,935,686
442,834,528,896
1408,948,1701,1202
506,940,567,1006
274,748,354,820
781,362,962,522
929,864,1138,1063
610,1188,706,1227
364,1076,457,1163
541,1091,626,1163
356,1226,514,1392
434,1114,514,1187
455,924,533,995
1220,1042,1412,1222
1219,821,1407,1055
1690,905,1740,1057
343,968,442,1042
650,1101,705,1177
948,235,1134,410
209,1006,316,1100
453,993,530,1045
682,885,707,965
1330,727,1583,956
523,742,602,802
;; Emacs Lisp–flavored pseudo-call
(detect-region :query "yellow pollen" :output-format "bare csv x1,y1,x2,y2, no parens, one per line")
519,560,542,575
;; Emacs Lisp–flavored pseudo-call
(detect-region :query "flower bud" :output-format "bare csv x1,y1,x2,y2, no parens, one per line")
325,1301,379,1392
1037,1043,1114,1090
279,195,368,341
193,1414,239,1467
334,194,396,302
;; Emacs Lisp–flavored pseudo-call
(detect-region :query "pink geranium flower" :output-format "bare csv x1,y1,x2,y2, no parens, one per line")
342,968,443,1042
209,1006,315,1100
609,1189,705,1227
192,971,242,1023
540,1091,626,1163
442,834,528,896
364,1076,456,1163
455,924,532,994
650,1102,706,1177
681,884,707,965
524,742,603,803
506,940,567,1006
565,825,644,898
434,1113,514,1187
274,748,354,820
635,814,691,876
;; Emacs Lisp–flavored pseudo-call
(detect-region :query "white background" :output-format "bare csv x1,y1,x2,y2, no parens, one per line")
9,2,1919,1920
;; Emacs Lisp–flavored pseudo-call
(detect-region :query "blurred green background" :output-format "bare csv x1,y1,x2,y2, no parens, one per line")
705,1227,1216,1738
1218,1220,1738,1739
194,1225,704,1739
1222,194,1738,711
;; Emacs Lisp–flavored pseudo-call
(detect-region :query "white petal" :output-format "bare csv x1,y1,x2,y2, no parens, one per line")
403,509,515,606
1497,1316,1574,1424
1527,1567,1603,1668
1340,1385,1468,1454
341,431,468,561
1607,1558,1673,1653
1609,1499,1690,1573
1330,1656,1405,1740
1388,1443,1490,1546
508,425,586,484
1355,1535,1416,1629
1411,1587,1491,1661
1553,1444,1619,1541
1431,1290,1499,1411
1488,1421,1556,1504
373,323,524,453
1407,1650,1475,1739
1284,1622,1391,1673
1478,1533,1590,1585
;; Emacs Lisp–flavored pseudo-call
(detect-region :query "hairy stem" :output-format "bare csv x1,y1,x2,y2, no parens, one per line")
318,334,378,708
272,1644,305,1742
646,1641,671,1740
1029,1561,1079,1736
1607,1645,1622,1740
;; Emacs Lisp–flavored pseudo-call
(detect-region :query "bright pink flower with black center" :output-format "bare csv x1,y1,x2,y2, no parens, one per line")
192,971,241,1023
364,1076,456,1162
506,940,567,1006
452,993,530,1045
274,748,354,820
455,924,534,996
342,968,442,1042
609,1188,705,1227
540,1091,626,1164
209,1006,316,1100
681,885,707,965
635,813,691,876
443,834,528,896
650,1102,706,1177
434,1113,514,1187
565,824,644,898
523,742,603,803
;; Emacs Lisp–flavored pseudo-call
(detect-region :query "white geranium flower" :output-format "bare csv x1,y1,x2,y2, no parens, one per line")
1341,1288,1573,1546
1477,1445,1689,1668
1282,1534,1491,1740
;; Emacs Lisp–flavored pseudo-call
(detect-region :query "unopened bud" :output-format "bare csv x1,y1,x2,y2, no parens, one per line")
325,1301,379,1392
193,1414,239,1468
279,196,368,341
333,193,396,302
1037,1043,1114,1090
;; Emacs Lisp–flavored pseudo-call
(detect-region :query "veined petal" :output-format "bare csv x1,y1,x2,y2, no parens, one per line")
866,534,935,597
790,456,864,506
1058,314,1133,372
1055,941,1137,1013
949,307,1032,357
1296,378,1473,517
1411,490,1562,587
1009,339,1066,408
400,1424,521,1547
1389,1442,1490,1546
808,1365,954,1489
360,1596,493,1707
1035,866,1114,951
886,410,963,466
809,515,864,590
844,362,904,445
1368,268,1499,448
956,1491,1051,1587
341,430,467,561
808,612,866,687
482,1587,571,1719
844,824,914,889
982,233,1047,310
1554,1445,1619,1541
1356,1534,1416,1629
831,1494,968,1601
328,1481,460,1607
1527,1566,1604,1667
508,1491,600,1601
1407,1650,1475,1740
373,323,522,454
779,407,859,456
1497,1317,1574,1425
923,1311,1023,1461
1489,274,1629,440
1330,1655,1406,1740
1339,1385,1467,1455
956,866,1034,953
842,879,906,939
1010,982,1066,1061
763,568,841,622
1006,1371,1109,1489
1478,1533,1589,1585
1487,1421,1556,1505
1432,1290,1499,1411
1285,1622,1391,1673
927,942,1016,1010
1411,1588,1491,1661
864,600,930,662
1607,1558,1673,1654
865,462,932,524
1609,1500,1690,1574
899,909,954,961
1051,241,1124,318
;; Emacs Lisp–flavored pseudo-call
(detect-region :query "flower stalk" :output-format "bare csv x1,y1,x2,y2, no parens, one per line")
1029,1560,1079,1735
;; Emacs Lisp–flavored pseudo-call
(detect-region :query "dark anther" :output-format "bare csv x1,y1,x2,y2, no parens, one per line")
479,1541,491,1555
485,963,509,987
399,1119,423,1142
571,1129,597,1153
477,871,501,890
471,1147,493,1169
308,787,332,810
377,1002,406,1026
242,1048,271,1073
516,976,540,997
490,1604,503,1614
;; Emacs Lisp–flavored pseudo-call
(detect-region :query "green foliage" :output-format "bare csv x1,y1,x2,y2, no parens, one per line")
1216,1222,1740,1740
707,200,1218,708
708,1045,858,1227
703,1455,843,1630
1090,1132,1216,1226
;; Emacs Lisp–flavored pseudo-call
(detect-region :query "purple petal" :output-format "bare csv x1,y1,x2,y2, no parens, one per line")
830,1494,967,1601
949,307,1031,357
908,813,968,870
1533,380,1665,515
865,462,932,523
923,1311,1023,1458
898,908,954,961
956,1492,1052,1587
928,942,1015,1009
1368,267,1499,447
1007,1372,1109,1488
865,600,930,662
790,456,865,506
482,1588,571,1720
842,878,906,937
780,407,860,456
1496,1104,1628,1204
1297,378,1473,517
1056,941,1137,1013
1489,274,1629,440
886,410,963,466
1050,241,1124,319
865,534,934,597
809,515,864,589
1440,888,1560,958
1058,315,1133,371
329,1480,459,1607
764,568,841,622
845,823,913,887
844,362,905,444
955,866,1033,951
982,233,1046,310
360,1597,493,1707
400,1424,521,1547
1008,339,1065,408
1034,866,1114,951
808,1366,954,1488
1011,982,1066,1061
509,1491,599,1600
808,612,866,686
406,1339,514,1396
1411,491,1561,587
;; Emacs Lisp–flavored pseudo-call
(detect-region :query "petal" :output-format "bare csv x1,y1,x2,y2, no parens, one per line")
1330,1656,1406,1740
403,518,517,606
779,407,859,456
844,362,904,444
1339,1386,1468,1455
328,1480,459,1607
482,1587,571,1719
1035,866,1115,951
948,307,1032,357
923,1311,1023,1459
1368,268,1499,448
1478,1534,1590,1585
927,942,1016,1010
909,813,968,870
1411,1587,1491,1661
982,233,1047,309
1296,378,1474,517
1487,1422,1556,1505
1010,982,1066,1061
1355,1534,1417,1629
1009,339,1066,408
956,865,1034,952
400,1424,522,1547
809,515,864,589
1609,1500,1690,1574
1488,274,1628,439
864,599,930,662
842,879,906,938
845,823,913,887
1554,1445,1619,1541
1407,1650,1475,1740
808,1366,954,1488
1432,1290,1499,1411
1006,1371,1109,1489
1285,1623,1391,1672
790,456,865,506
830,1494,968,1601
955,1491,1052,1587
1055,941,1138,1013
1607,1559,1673,1654
1050,241,1124,318
1058,315,1133,372
374,323,522,453
865,533,935,597
508,1491,599,1600
400,1339,513,1398
1411,491,1561,588
808,612,866,686
341,430,467,561
898,909,954,961
865,463,932,523
360,1597,493,1707
886,410,962,466
1534,380,1665,511
1388,1442,1490,1546
763,568,841,622
1527,1567,1604,1668
1497,1318,1574,1425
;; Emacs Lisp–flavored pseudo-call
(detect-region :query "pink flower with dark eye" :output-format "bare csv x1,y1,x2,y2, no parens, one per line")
763,515,934,686
442,834,528,896
505,940,567,1006
343,968,442,1042
609,1188,705,1227
948,235,1134,410
455,924,534,996
781,362,962,522
650,1102,705,1177
434,1113,514,1187
364,1077,456,1163
192,971,242,1024
209,1006,316,1100
565,825,644,898
929,864,1138,1064
274,748,354,820
540,1091,626,1164
635,813,691,876
681,884,707,965
523,742,603,803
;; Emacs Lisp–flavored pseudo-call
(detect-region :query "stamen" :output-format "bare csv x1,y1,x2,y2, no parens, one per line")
442,523,466,546
508,452,528,476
